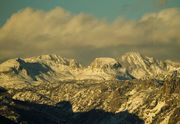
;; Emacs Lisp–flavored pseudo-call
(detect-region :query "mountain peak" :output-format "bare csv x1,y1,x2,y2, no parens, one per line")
27,54,64,62
91,58,117,67
39,54,60,60
90,57,123,71
121,52,145,62
117,52,180,79
0,53,179,81
123,52,142,57
25,54,81,68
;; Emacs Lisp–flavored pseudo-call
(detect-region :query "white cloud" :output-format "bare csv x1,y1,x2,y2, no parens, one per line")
0,7,180,63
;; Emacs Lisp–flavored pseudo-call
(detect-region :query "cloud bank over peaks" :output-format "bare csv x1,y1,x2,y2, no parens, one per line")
0,7,179,64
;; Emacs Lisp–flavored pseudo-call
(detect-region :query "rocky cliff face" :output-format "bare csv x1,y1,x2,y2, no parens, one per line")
117,52,180,80
0,52,179,124
0,78,179,124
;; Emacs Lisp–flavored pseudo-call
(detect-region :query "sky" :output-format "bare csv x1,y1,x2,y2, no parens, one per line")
0,0,180,64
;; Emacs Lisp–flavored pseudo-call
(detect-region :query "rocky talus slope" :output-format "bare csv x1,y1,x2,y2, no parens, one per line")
0,75,179,124
0,52,179,124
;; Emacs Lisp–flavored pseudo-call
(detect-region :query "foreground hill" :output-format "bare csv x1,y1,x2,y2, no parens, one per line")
0,75,179,124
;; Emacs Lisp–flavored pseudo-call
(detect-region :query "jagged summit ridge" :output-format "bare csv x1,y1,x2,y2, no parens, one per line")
90,57,122,72
0,54,81,71
0,55,82,85
75,57,132,80
118,52,180,80
26,54,81,68
0,52,179,83
120,52,161,67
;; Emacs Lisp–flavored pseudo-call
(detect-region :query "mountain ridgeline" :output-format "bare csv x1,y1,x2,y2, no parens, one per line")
0,52,179,124
0,52,179,83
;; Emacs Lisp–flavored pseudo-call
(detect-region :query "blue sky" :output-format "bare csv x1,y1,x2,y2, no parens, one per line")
0,0,180,26
0,0,180,64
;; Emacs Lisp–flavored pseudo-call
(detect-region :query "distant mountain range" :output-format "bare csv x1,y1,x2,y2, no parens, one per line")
0,52,179,124
0,52,179,86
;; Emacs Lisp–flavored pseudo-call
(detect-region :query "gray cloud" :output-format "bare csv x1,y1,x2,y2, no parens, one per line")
0,7,179,64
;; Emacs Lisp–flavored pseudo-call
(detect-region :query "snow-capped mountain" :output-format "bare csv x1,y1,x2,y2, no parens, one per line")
75,57,132,80
0,54,82,88
117,52,180,80
0,52,179,124
0,54,132,84
0,52,179,87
